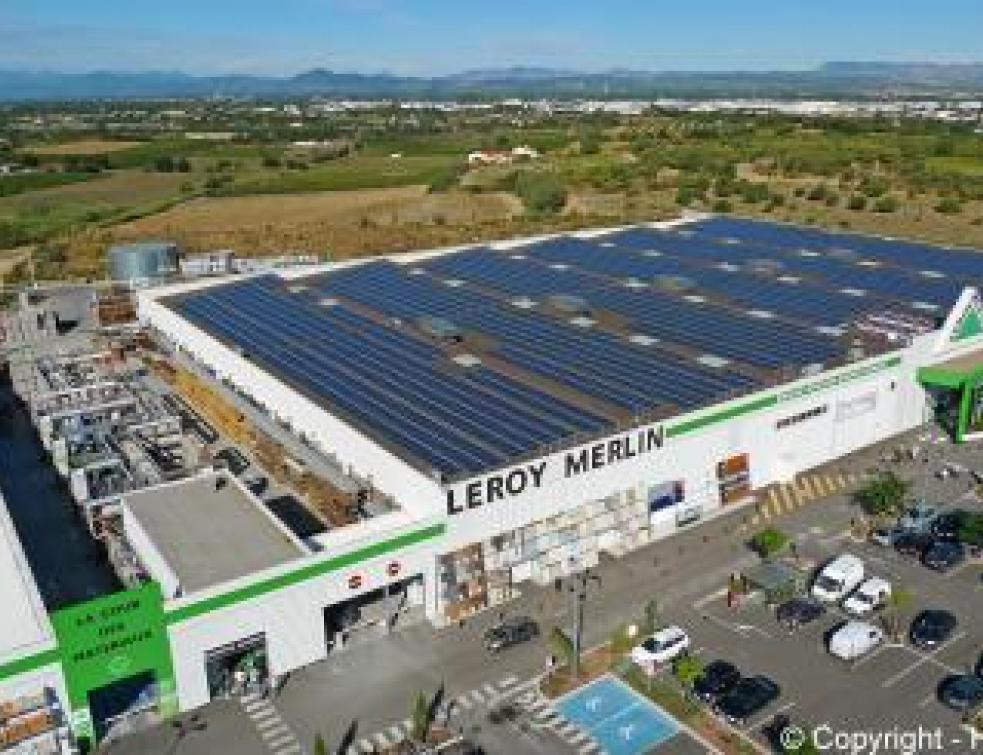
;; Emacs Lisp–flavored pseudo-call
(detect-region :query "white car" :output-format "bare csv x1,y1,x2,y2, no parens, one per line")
829,621,884,661
812,554,864,602
842,577,891,616
630,625,690,666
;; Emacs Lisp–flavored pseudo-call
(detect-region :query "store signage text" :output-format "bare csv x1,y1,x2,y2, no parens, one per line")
446,426,664,514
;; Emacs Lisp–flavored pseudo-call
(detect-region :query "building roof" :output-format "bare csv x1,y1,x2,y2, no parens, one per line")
0,488,54,667
124,474,305,593
161,216,977,480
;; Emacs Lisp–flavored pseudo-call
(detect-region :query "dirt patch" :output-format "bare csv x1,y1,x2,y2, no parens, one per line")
27,140,145,155
109,187,523,254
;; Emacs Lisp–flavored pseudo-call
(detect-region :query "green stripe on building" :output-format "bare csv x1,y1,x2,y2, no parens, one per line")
0,647,60,683
667,354,903,438
164,523,445,624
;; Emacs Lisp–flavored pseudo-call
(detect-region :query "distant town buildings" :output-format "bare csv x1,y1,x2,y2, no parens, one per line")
466,144,540,166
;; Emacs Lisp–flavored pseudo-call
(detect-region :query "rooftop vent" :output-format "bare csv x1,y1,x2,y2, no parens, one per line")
697,354,731,368
628,334,659,346
547,293,589,315
511,297,537,309
318,297,340,307
744,258,785,276
827,247,859,263
653,274,694,292
549,263,570,271
569,316,596,328
443,278,465,287
624,277,648,289
417,316,462,340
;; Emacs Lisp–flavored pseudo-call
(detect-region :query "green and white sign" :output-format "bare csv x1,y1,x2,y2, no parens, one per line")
50,582,176,740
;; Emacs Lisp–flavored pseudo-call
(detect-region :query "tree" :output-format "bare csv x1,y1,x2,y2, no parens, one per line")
881,586,914,642
549,626,575,670
313,733,327,755
853,472,909,519
749,527,789,558
641,599,661,636
936,197,963,214
672,654,704,695
514,172,567,215
958,512,983,547
409,691,430,743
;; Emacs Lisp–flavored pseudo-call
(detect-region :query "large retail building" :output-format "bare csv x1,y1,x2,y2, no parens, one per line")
4,215,983,744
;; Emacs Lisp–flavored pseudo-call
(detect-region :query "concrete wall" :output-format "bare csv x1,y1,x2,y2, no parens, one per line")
164,515,439,710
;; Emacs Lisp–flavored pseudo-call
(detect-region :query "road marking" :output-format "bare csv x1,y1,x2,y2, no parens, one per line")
919,692,937,708
851,641,890,668
255,716,285,731
261,723,291,739
274,744,302,755
266,734,297,750
695,588,728,609
883,632,967,687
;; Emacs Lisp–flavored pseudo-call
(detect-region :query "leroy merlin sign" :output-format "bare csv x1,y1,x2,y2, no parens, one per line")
50,582,176,740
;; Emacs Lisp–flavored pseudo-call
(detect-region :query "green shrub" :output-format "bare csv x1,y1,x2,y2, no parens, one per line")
514,172,567,214
873,196,899,213
711,198,733,213
847,195,867,211
935,197,963,214
749,527,789,557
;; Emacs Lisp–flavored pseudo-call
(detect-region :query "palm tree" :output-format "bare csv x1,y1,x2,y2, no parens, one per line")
881,586,914,643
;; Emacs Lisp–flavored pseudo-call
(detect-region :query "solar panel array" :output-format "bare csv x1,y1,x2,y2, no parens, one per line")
165,217,983,478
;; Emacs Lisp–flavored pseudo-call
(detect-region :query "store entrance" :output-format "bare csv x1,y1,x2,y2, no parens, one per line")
925,385,962,440
323,575,425,652
205,634,269,700
88,670,159,743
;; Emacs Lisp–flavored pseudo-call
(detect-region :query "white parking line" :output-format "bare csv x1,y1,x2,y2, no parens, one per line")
261,723,291,739
883,632,967,688
851,641,891,669
266,734,297,750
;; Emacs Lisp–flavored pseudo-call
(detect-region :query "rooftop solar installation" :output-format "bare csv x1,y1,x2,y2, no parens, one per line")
163,217,983,479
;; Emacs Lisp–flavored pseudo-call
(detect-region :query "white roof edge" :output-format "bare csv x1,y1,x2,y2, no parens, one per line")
0,485,54,667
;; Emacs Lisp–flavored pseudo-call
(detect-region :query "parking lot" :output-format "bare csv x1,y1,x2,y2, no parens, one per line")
670,438,983,749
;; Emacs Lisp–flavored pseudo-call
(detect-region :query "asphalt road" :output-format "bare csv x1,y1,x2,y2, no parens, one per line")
111,425,983,755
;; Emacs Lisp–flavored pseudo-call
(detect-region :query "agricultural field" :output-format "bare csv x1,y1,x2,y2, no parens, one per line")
2,104,983,281
26,139,146,155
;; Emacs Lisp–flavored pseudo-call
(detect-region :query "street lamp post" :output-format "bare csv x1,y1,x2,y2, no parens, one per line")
567,558,601,680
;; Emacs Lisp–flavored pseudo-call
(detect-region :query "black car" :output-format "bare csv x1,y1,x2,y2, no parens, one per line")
215,447,250,476
922,541,965,572
775,597,825,629
939,674,983,711
693,660,741,702
482,616,539,653
910,609,958,648
715,675,780,725
931,510,970,542
894,532,935,558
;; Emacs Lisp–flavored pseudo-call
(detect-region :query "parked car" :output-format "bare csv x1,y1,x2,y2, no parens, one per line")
631,625,690,666
776,597,826,629
899,502,939,534
482,616,539,653
870,526,904,547
922,541,965,572
910,610,958,648
829,621,884,661
842,577,891,615
243,473,268,496
715,675,780,725
214,447,250,476
894,532,935,558
931,510,970,542
693,660,741,703
812,554,864,602
939,674,983,711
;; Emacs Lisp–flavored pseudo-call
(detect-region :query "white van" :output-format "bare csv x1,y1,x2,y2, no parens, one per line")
829,621,884,661
842,577,891,616
811,554,864,602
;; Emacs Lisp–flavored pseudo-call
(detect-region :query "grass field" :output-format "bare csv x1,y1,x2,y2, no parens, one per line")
926,156,983,178
27,139,146,155
108,186,522,254
219,154,462,195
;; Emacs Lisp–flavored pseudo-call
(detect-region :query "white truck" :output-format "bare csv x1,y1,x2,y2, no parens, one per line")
812,554,865,602
829,621,884,661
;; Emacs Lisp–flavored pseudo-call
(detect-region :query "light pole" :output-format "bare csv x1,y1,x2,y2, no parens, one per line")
567,558,601,679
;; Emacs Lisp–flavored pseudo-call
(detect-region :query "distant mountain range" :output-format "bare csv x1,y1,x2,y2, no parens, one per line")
2,62,983,101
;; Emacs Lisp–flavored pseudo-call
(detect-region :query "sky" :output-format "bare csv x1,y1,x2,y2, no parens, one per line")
2,0,982,76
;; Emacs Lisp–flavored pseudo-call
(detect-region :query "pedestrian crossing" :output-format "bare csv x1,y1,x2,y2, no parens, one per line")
240,692,303,755
513,686,599,751
742,469,872,531
346,675,521,754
